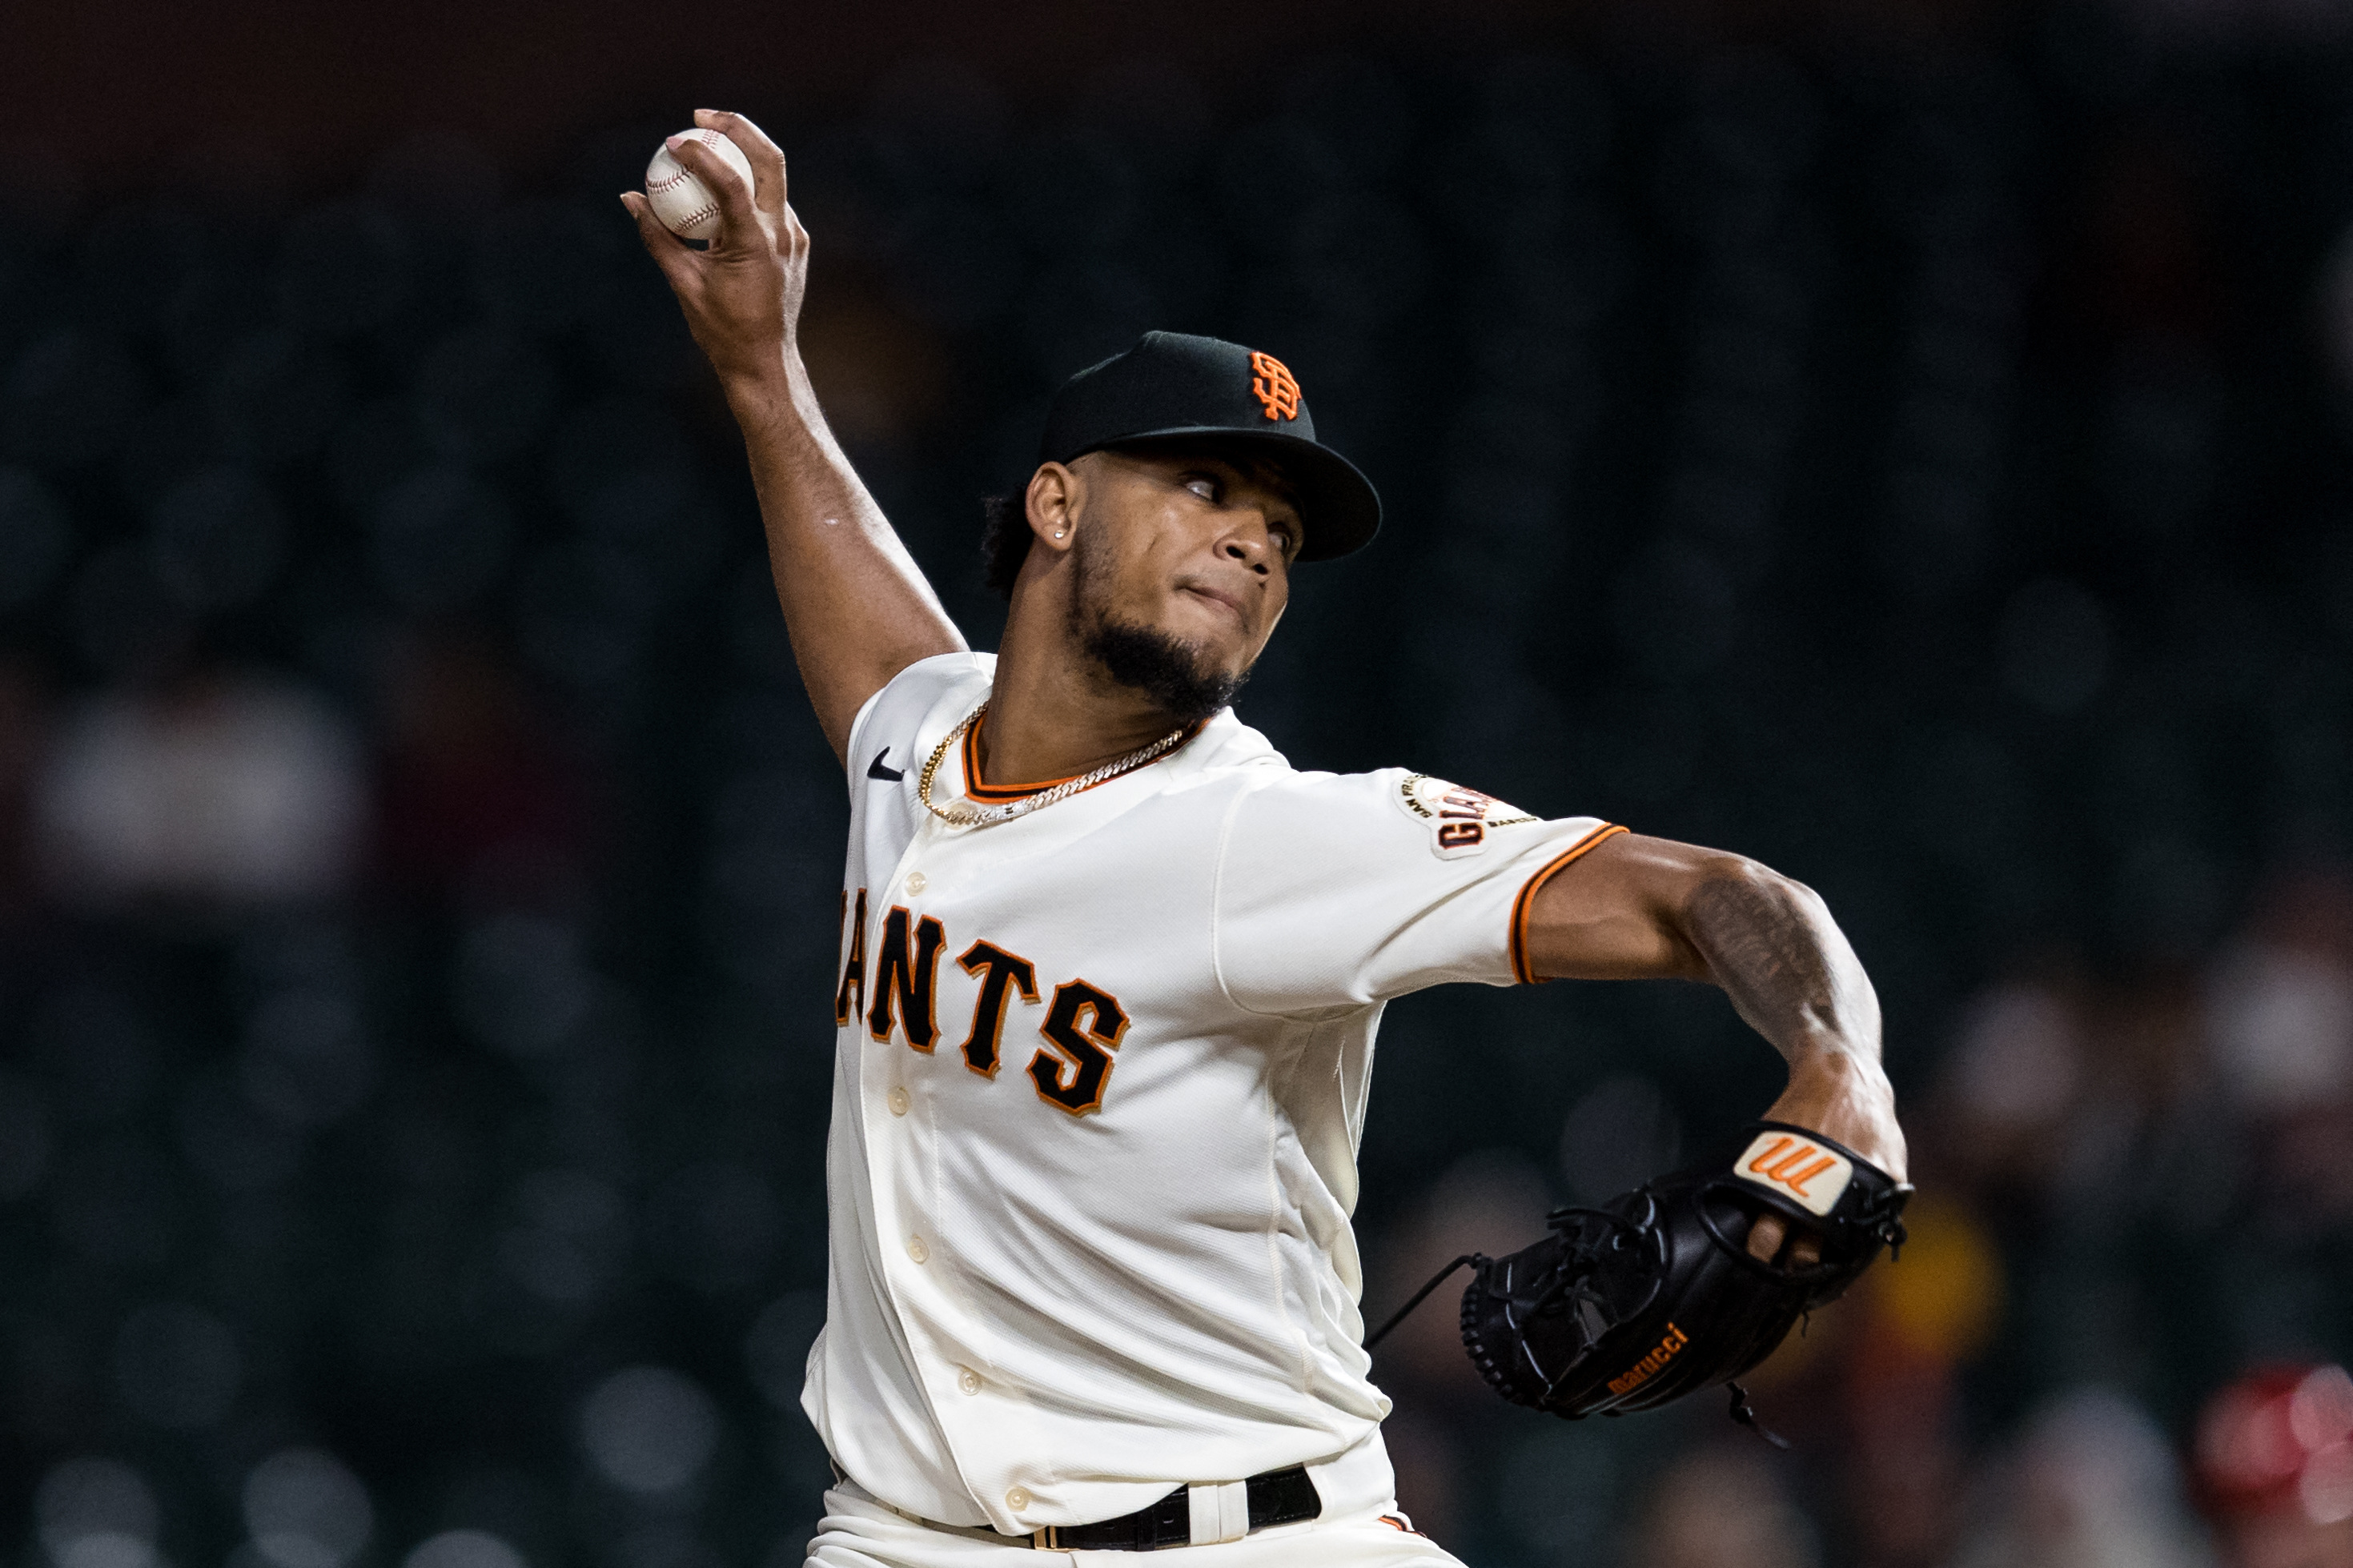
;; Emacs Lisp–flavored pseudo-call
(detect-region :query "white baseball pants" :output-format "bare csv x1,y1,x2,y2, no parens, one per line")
805,1482,1468,1568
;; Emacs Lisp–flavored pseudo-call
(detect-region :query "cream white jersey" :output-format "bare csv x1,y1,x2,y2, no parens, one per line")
801,653,1621,1536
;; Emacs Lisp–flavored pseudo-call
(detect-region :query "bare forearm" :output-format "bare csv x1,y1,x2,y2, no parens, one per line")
724,360,966,762
623,112,964,764
1522,832,1905,1196
1680,861,1904,1179
1680,863,1881,1069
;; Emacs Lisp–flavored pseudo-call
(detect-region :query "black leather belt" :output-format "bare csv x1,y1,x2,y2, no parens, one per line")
1014,1465,1322,1552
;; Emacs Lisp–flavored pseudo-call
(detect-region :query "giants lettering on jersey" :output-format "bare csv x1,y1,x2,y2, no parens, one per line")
953,941,1036,1078
841,890,1129,1117
867,906,947,1050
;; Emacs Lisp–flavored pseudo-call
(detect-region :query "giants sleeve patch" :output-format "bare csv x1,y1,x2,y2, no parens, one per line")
1395,774,1538,860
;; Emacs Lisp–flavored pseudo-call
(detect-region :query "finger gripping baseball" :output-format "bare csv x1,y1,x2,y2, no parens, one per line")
644,128,756,241
1400,1121,1909,1435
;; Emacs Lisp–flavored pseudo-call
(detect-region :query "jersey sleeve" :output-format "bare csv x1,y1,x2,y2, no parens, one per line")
1211,769,1624,1014
841,652,994,795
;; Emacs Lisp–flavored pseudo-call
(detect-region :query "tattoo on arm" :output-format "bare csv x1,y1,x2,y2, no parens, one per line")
1684,869,1881,1065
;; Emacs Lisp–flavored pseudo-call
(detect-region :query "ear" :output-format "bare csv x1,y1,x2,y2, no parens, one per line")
1025,462,1081,557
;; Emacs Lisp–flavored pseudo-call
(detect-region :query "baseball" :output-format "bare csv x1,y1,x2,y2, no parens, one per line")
644,128,754,241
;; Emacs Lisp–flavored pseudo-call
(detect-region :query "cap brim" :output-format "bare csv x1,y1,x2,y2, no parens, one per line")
1086,426,1381,562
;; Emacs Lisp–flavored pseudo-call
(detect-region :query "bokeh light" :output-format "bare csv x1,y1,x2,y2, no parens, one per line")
242,1450,373,1568
400,1532,526,1568
37,1458,163,1568
580,1366,721,1497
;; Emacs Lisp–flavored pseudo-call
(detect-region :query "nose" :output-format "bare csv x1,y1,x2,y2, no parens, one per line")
1219,515,1274,575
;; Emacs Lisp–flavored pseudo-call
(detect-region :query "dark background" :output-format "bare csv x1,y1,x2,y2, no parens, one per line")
2,2,2351,1566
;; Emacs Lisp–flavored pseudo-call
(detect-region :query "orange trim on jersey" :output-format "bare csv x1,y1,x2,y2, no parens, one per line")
959,711,1206,803
962,712,1087,801
1508,823,1630,985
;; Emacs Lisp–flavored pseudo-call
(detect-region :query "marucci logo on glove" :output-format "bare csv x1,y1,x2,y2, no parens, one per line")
1730,1132,1853,1217
1607,1323,1688,1396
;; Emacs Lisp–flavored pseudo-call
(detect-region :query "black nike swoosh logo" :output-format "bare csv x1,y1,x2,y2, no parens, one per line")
867,748,905,782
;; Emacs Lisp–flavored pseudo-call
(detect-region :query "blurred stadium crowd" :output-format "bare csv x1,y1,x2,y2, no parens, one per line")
2,12,2352,1568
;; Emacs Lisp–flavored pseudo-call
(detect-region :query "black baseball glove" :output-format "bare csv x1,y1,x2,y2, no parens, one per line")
1369,1121,1910,1442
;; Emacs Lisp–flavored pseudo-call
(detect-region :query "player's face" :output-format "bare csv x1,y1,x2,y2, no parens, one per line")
1072,447,1300,676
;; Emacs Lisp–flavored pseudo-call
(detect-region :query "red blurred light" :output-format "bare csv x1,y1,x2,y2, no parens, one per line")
2199,1365,2353,1522
2202,1383,2308,1489
2303,1440,2353,1527
2292,1367,2353,1454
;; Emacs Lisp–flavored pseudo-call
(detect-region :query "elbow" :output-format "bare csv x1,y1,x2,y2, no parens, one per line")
1675,853,1830,958
1697,854,1822,914
1660,853,1771,976
1684,852,1788,908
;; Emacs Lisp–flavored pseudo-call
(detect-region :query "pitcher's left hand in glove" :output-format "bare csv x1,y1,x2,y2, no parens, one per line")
1369,1121,1910,1440
1468,1121,1908,1431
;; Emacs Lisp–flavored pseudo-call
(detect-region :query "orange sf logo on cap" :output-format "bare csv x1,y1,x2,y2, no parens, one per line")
1249,351,1301,422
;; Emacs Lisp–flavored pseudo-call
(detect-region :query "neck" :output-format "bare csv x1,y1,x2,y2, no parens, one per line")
980,592,1186,788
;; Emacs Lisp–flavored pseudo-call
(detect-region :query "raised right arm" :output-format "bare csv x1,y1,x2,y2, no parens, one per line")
624,110,966,764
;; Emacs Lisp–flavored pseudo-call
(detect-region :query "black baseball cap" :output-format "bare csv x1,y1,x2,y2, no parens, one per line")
1038,331,1381,561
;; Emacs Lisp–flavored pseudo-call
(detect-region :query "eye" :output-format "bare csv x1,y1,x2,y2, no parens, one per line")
1184,476,1219,502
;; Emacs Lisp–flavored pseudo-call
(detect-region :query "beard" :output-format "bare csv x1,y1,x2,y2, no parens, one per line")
1068,530,1251,727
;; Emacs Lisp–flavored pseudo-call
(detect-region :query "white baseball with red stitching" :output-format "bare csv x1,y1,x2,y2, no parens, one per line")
644,128,754,241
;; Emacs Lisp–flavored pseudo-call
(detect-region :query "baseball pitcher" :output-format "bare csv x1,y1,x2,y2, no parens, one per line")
625,110,1909,1567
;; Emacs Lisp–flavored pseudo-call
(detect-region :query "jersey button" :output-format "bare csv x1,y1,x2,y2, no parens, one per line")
886,1086,910,1117
906,1235,929,1264
904,872,927,896
1006,1487,1031,1512
957,1366,981,1395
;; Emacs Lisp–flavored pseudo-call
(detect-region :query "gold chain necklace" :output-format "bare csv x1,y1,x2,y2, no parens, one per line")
917,701,1190,828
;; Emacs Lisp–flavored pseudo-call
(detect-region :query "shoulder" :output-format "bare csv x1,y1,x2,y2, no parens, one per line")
1174,708,1291,777
850,652,994,759
1227,765,1556,862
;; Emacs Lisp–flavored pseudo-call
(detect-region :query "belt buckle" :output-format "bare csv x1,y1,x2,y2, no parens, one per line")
1030,1526,1062,1550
